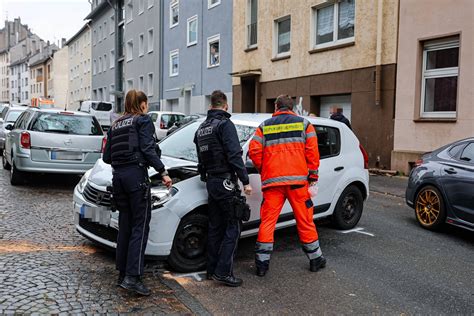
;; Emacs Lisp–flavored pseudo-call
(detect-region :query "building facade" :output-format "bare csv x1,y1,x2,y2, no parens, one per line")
161,0,233,114
232,0,399,169
48,46,69,108
65,24,92,110
28,43,58,104
0,51,9,103
391,0,474,174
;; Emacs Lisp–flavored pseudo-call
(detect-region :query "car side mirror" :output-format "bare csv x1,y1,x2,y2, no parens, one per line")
5,124,13,131
245,160,258,174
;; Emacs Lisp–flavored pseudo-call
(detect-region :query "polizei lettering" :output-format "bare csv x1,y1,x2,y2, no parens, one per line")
197,126,213,137
112,118,133,130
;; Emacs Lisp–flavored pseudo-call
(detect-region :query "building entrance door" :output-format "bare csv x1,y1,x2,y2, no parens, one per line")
241,76,257,113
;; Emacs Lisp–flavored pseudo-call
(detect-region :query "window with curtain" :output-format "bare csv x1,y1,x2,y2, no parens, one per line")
315,0,355,47
276,16,291,55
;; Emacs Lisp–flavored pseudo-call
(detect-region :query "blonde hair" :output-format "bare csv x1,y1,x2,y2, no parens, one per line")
124,89,148,115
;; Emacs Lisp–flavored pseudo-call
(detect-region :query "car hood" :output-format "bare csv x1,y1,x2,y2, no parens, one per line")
87,156,197,187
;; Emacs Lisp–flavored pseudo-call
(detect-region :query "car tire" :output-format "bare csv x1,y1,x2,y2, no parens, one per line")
332,185,364,230
2,148,10,170
414,185,446,231
10,159,24,186
168,213,208,273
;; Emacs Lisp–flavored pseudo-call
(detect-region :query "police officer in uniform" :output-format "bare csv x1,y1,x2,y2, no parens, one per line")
194,90,252,287
103,90,172,296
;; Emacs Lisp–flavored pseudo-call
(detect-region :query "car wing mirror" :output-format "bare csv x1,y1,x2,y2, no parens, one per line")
245,160,258,174
5,124,13,131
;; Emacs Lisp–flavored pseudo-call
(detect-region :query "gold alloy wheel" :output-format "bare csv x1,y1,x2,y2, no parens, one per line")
415,189,441,226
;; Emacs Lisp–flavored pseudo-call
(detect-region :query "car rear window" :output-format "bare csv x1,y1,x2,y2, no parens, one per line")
5,110,23,123
315,125,341,159
30,113,103,135
92,102,112,111
161,114,185,129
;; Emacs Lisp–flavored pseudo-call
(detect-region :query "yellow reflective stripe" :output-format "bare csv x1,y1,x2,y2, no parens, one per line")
262,122,304,135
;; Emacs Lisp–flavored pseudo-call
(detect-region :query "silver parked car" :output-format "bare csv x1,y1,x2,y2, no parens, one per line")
2,108,105,185
0,106,27,153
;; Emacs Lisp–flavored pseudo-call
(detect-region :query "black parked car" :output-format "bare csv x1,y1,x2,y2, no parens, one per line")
406,138,474,231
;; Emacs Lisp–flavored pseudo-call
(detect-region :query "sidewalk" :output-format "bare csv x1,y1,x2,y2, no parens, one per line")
369,174,408,198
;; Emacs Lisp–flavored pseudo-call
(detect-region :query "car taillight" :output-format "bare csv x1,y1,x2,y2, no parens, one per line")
359,144,369,169
20,132,31,149
101,136,107,153
415,158,423,167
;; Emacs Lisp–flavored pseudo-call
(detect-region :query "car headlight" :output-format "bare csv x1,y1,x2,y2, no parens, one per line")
77,170,91,194
151,187,178,209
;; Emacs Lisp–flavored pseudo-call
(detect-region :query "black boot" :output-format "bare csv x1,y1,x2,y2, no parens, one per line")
117,272,125,286
120,276,151,296
212,274,243,287
310,256,327,272
206,272,213,280
256,267,267,277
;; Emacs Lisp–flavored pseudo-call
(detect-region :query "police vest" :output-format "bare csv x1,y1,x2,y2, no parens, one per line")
109,114,145,167
196,117,232,175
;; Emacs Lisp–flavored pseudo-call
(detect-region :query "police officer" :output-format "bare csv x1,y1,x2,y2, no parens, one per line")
103,90,172,296
194,90,252,287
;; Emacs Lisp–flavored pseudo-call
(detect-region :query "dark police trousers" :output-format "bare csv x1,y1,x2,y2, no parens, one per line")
206,176,242,277
112,164,151,276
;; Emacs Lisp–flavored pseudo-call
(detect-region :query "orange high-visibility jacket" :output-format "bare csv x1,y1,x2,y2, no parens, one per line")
249,111,320,189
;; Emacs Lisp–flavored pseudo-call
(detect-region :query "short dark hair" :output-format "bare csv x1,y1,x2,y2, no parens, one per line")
211,90,227,108
275,95,293,110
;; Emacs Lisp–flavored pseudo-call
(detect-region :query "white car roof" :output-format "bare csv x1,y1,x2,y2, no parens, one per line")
148,111,185,115
29,108,94,117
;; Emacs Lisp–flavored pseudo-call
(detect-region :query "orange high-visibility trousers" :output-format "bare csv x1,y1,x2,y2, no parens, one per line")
257,184,318,244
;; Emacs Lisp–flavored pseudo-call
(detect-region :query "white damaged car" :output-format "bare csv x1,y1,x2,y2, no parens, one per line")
73,114,369,272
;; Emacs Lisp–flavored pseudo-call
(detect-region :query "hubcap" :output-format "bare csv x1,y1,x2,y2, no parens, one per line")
176,224,207,260
342,194,358,221
415,189,440,225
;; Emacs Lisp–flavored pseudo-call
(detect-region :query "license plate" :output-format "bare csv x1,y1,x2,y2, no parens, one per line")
51,151,83,161
77,204,111,226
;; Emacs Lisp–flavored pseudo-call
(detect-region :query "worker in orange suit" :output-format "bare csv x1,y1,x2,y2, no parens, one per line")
248,95,326,277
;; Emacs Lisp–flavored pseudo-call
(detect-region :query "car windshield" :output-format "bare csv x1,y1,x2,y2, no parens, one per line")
160,121,256,162
92,102,112,111
30,113,103,135
5,110,23,123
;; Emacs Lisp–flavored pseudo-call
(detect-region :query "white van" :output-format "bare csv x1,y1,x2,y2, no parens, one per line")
79,101,113,130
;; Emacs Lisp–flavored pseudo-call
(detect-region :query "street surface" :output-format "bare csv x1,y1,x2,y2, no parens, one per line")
0,170,473,314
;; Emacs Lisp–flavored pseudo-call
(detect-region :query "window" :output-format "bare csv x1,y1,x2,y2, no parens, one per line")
110,50,115,68
110,15,115,34
139,33,145,56
187,16,198,46
421,37,459,119
139,0,145,14
93,59,97,75
207,35,220,67
110,84,115,102
99,25,102,42
460,143,474,163
103,22,107,40
126,40,133,62
126,79,134,92
148,0,154,9
275,16,291,56
147,29,154,53
247,0,258,48
313,0,355,48
139,75,144,91
93,30,97,45
170,0,179,28
147,73,154,96
126,0,133,23
208,0,220,9
169,50,179,77
103,54,107,72
315,125,341,158
98,57,102,73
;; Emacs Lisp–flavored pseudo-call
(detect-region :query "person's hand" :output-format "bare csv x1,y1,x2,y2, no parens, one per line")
162,175,172,189
309,180,318,187
243,184,252,195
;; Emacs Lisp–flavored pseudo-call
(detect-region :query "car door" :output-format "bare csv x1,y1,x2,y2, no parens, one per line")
439,142,474,223
6,111,29,162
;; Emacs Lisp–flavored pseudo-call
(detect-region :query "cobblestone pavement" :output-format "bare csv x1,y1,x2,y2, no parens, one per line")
0,171,206,315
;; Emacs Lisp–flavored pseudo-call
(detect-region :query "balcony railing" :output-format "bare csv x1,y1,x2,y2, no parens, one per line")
247,22,258,47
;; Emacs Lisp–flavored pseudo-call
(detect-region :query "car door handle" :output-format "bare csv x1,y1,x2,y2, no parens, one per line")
444,168,457,174
334,166,344,172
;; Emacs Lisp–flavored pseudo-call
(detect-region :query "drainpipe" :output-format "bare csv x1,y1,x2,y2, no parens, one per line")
158,0,164,111
375,0,383,106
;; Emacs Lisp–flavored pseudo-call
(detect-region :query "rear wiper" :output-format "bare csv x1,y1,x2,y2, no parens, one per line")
43,129,70,134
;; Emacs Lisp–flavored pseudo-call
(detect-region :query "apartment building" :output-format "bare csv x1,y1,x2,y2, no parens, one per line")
0,51,9,103
232,0,399,168
161,0,233,114
86,1,116,106
65,23,92,110
47,46,69,108
391,0,474,173
28,43,58,103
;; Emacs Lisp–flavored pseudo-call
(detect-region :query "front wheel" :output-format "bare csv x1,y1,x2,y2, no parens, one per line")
168,213,208,272
332,185,364,230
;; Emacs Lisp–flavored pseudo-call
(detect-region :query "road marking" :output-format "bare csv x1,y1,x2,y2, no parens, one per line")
167,271,206,282
340,227,375,237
